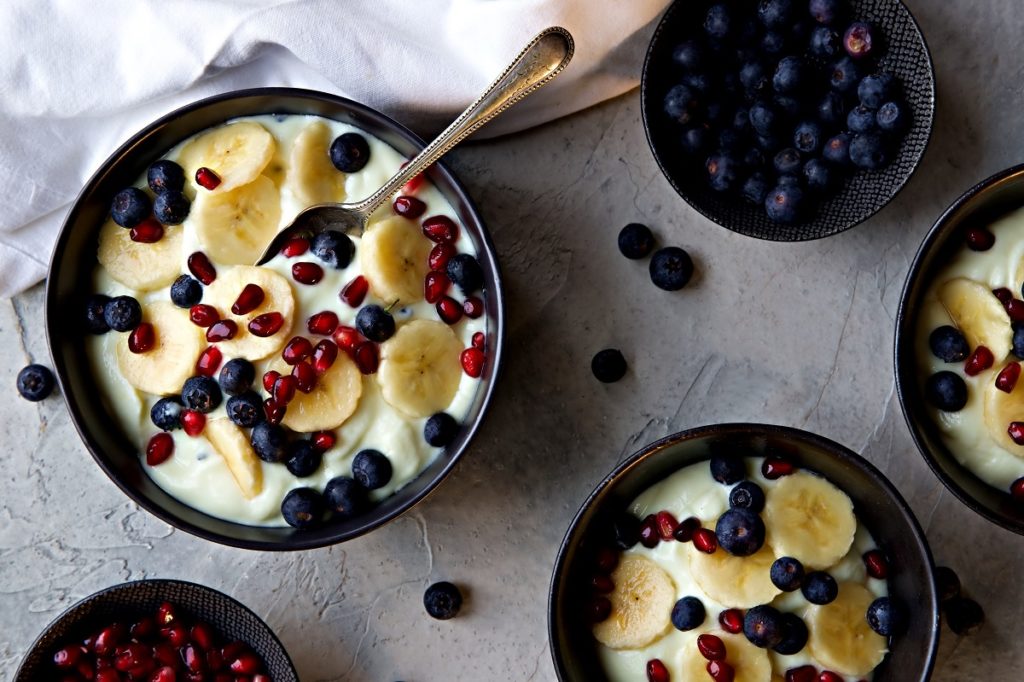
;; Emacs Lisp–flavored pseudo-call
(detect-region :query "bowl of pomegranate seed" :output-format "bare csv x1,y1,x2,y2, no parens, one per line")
896,163,1024,535
46,88,505,549
15,578,297,681
548,423,938,681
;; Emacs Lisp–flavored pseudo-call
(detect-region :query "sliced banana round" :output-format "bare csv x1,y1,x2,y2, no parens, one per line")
192,175,282,265
360,215,432,303
592,554,675,650
937,277,1012,362
204,418,263,499
763,471,856,570
115,301,204,395
982,371,1024,457
269,354,363,432
289,120,347,206
377,320,463,418
202,266,295,360
687,541,780,608
177,121,276,193
681,630,772,682
97,219,184,291
807,582,888,676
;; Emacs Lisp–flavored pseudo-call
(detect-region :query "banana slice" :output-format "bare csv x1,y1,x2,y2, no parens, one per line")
763,471,856,570
688,542,780,608
592,554,675,650
982,373,1024,457
359,215,432,303
807,582,888,676
268,353,363,432
115,302,204,395
202,266,295,360
681,631,772,682
97,219,184,291
377,320,463,418
192,175,282,265
289,121,347,205
204,418,263,499
937,277,1012,362
177,121,276,193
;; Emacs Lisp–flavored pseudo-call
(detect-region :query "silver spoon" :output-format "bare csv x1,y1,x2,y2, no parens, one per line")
256,26,574,265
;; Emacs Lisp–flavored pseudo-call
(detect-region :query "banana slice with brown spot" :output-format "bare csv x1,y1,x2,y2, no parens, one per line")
289,120,347,205
592,554,675,650
115,301,204,395
359,215,432,303
177,121,276,193
97,219,184,291
192,175,282,266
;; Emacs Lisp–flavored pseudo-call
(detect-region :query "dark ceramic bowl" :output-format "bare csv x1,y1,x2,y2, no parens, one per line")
641,0,935,241
896,164,1024,534
549,423,938,681
45,88,505,550
15,579,297,681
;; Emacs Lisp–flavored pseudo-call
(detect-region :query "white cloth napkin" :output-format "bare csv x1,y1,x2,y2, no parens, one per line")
0,0,668,298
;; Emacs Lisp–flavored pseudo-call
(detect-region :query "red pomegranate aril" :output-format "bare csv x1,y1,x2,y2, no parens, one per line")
463,296,484,318
292,361,317,393
273,375,297,404
189,304,219,328
719,608,744,634
253,675,272,682
762,457,796,479
282,336,313,364
429,242,456,271
313,339,339,374
206,320,238,342
965,346,995,376
248,312,284,337
221,642,246,663
231,284,265,315
94,624,126,655
673,516,701,542
818,672,844,682
1011,477,1024,499
281,236,310,257
187,252,217,285
655,511,679,540
1008,421,1024,445
966,226,995,251
53,644,82,668
77,661,96,681
96,670,121,682
393,195,427,219
333,325,364,353
638,514,660,548
151,666,177,682
182,410,206,437
160,622,188,647
424,270,451,304
340,275,368,307
114,643,150,671
195,346,223,377
461,347,484,378
307,310,339,336
437,296,463,324
646,658,670,682
130,218,164,244
422,215,459,243
262,370,280,393
862,549,888,579
131,616,156,640
472,331,485,351
693,528,718,554
998,362,1022,393
195,167,221,190
183,645,203,673
152,642,177,667
146,433,174,466
588,596,612,623
129,323,156,353
354,341,379,374
190,622,216,651
312,430,336,452
595,546,619,574
591,574,615,594
263,398,285,425
206,647,224,671
786,665,817,682
706,660,735,682
697,633,726,661
1006,299,1024,322
399,161,426,194
229,653,263,675
993,287,1014,304
292,261,323,285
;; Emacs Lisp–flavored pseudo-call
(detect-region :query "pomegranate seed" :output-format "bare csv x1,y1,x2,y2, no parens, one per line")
463,296,484,318
307,310,339,336
429,243,456,271
655,511,679,540
187,252,216,285
263,399,285,425
182,410,206,437
157,602,177,625
354,341,379,374
153,642,177,666
292,261,323,285
130,218,164,243
422,215,459,243
424,270,451,303
273,375,297,404
673,516,701,542
151,666,177,682
333,325,364,353
206,647,224,671
997,362,1022,392
645,659,669,682
94,624,126,655
472,332,485,351
253,676,272,682
231,284,265,315
1011,477,1024,499
262,370,280,392
863,549,888,579
190,623,216,651
993,287,1013,303
697,633,726,661
819,672,844,682
312,431,336,452
591,574,615,593
160,622,188,646
706,660,735,682
1008,421,1024,445
282,336,313,364
595,547,619,574
206,319,238,342
400,162,426,194
966,226,995,251
77,661,95,680
129,323,156,353
195,346,222,376
248,311,284,337
131,616,155,640
281,236,310,257
965,346,994,376
146,433,174,466
195,167,221,190
53,644,82,668
220,642,247,661
692,528,718,553
313,339,339,374
340,275,368,307
437,296,463,324
292,361,317,393
639,514,660,548
96,670,121,682
1006,299,1024,322
461,347,485,378
189,304,219,327
114,642,150,671
229,653,263,675
786,666,817,682
588,596,611,623
183,644,203,672
719,608,744,633
393,195,427,219
762,457,796,479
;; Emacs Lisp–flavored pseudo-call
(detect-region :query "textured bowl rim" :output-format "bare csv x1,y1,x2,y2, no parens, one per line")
44,86,506,551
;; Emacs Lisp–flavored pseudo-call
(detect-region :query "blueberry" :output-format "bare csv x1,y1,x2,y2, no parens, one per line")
867,596,907,636
847,105,878,134
611,512,641,550
285,440,323,478
817,91,846,126
664,84,700,126
103,295,142,332
323,475,368,519
680,127,709,155
251,422,288,463
424,412,459,447
934,565,961,603
740,61,770,97
705,100,728,125
743,605,784,648
592,349,627,383
353,449,393,489
329,133,371,172
773,613,809,655
147,160,186,195
281,487,325,529
830,56,861,93
765,184,804,224
793,121,823,154
707,153,740,192
618,223,655,259
704,3,732,39
858,73,895,109
849,132,888,169
772,56,806,94
110,187,151,228
756,133,783,153
310,230,354,269
170,275,203,308
729,481,766,512
823,133,852,165
773,148,802,175
844,21,876,59
803,158,833,193
944,596,984,635
1014,325,1024,360
717,129,744,154
710,454,746,485
671,40,705,71
671,596,706,631
715,508,766,556
802,571,838,604
84,293,111,334
770,556,805,591
180,376,221,414
742,147,765,169
749,101,778,137
877,100,909,133
219,358,256,395
356,305,396,342
153,190,190,225
810,26,841,58
423,581,463,620
929,326,969,362
761,31,788,55
446,253,484,294
742,173,771,205
809,0,842,25
777,174,801,188
773,94,802,119
757,0,793,29
732,107,752,135
682,71,713,94
150,397,183,431
649,247,694,291
226,391,264,428
925,371,968,412
16,364,54,402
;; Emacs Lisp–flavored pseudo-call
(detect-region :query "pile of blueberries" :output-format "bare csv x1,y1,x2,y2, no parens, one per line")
663,0,911,223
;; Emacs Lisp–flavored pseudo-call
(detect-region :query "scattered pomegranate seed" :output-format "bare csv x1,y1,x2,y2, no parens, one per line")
231,283,265,315
181,410,206,437
281,236,310,257
333,325,364,353
248,311,284,337
785,666,817,682
993,287,1014,303
264,398,285,425
307,310,339,336
591,574,615,594
818,672,844,682
697,633,726,661
206,319,238,342
429,242,456,271
96,670,121,682
965,346,995,376
424,270,451,303
437,296,463,324
313,339,339,374
340,275,368,307
128,323,155,353
292,361,317,393
146,433,174,466
693,528,718,553
595,547,619,574
292,261,324,285
156,602,177,625
130,617,155,640
312,431,336,452
1011,477,1024,499
221,642,246,661
588,596,612,623
673,516,701,542
646,659,670,682
273,375,297,405
706,660,735,682
94,624,126,655
152,642,177,667
114,642,150,671
463,296,484,318
183,644,203,672
422,215,459,243
461,347,485,378
53,644,82,668
282,336,313,364
638,514,659,548
205,647,224,671
468,333,484,352
160,622,188,647
399,161,426,194
262,370,280,393
229,653,263,675
195,167,221,190
195,346,223,376
354,341,379,374
129,218,164,243
862,549,888,579
187,252,216,285
394,195,427,219
189,304,219,327
151,666,176,682
719,608,744,634
190,622,215,651
655,511,679,540
997,362,1022,392
1006,299,1024,322
1008,421,1024,445
966,226,995,251
762,457,796,479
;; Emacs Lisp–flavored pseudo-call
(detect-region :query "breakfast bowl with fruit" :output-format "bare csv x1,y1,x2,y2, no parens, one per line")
548,423,938,681
641,0,935,241
46,88,504,550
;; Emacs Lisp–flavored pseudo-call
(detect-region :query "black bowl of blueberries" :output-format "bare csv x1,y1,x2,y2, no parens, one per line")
641,0,935,240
